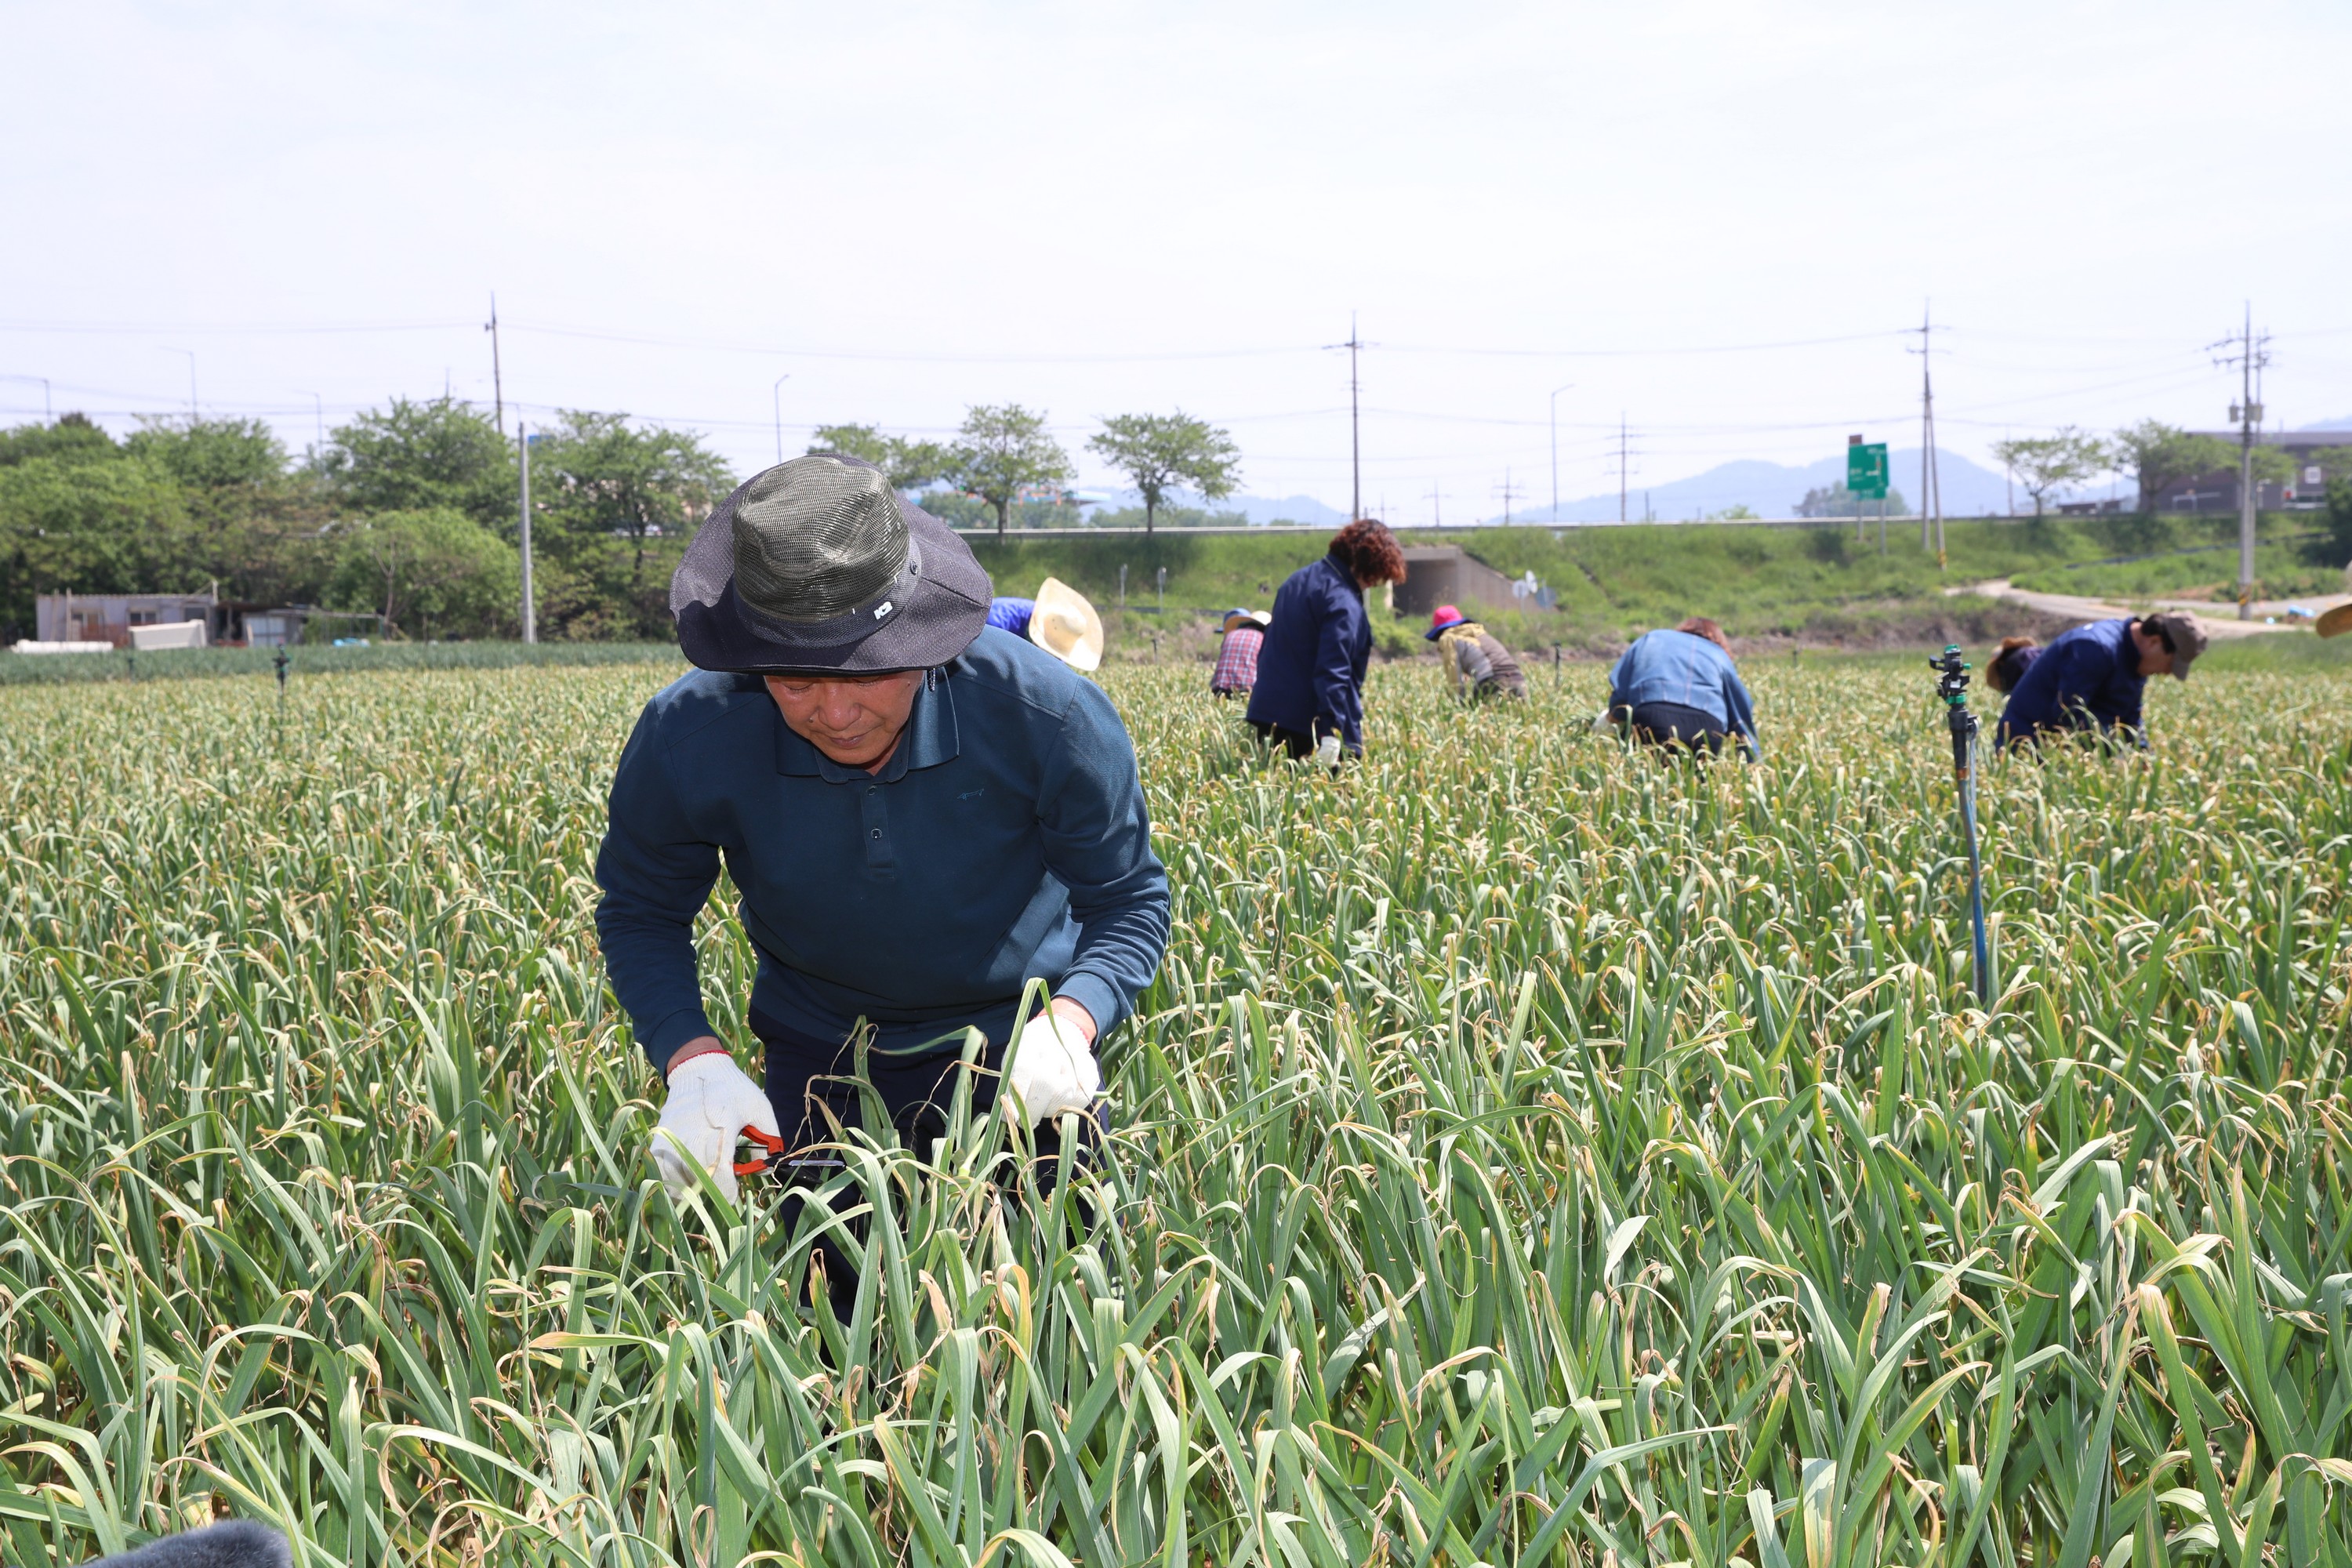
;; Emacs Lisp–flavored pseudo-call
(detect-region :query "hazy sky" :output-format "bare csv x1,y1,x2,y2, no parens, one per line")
5,0,2347,520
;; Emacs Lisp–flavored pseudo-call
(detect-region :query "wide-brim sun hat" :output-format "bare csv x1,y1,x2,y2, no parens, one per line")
1028,576,1105,672
1221,608,1270,632
670,454,992,673
1425,603,1469,641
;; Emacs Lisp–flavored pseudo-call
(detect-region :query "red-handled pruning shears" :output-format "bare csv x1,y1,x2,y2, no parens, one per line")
733,1126,786,1178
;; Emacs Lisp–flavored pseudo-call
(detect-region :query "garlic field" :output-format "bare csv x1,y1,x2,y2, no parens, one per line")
1,659,2347,1567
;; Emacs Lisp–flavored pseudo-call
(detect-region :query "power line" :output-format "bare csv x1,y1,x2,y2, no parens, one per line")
1614,415,1644,524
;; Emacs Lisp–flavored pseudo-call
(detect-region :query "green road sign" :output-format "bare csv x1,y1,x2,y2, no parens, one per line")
1847,441,1889,499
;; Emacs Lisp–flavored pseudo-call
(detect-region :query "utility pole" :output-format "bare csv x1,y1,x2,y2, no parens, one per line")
772,373,792,465
303,393,324,466
1906,302,1946,568
1548,383,1575,521
1425,482,1442,529
485,293,503,432
1348,314,1361,521
1616,414,1634,524
1326,314,1368,520
1495,470,1520,526
518,420,537,644
2210,303,2270,621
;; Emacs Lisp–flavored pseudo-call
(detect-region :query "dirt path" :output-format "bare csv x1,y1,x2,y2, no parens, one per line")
1951,579,2350,640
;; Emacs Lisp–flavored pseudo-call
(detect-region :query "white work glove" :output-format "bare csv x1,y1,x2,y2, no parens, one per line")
1004,1009,1102,1128
1315,733,1344,769
651,1052,779,1205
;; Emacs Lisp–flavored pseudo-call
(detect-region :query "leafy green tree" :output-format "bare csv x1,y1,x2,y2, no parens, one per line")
528,412,734,611
1795,485,1911,518
0,452,191,640
808,424,955,492
124,416,288,490
0,412,118,468
948,405,1073,539
326,508,519,640
1086,412,1242,535
324,397,516,527
1991,428,2108,516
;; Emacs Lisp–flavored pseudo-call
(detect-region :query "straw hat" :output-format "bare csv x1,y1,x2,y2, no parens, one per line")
1027,577,1104,672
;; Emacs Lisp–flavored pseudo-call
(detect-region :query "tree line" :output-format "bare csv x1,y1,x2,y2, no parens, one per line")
0,398,1244,644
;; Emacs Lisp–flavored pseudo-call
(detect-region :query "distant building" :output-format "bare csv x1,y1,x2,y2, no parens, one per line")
2152,430,2352,512
32,591,334,648
36,590,219,647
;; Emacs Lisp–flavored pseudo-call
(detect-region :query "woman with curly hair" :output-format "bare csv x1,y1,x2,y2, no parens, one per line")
1247,519,1408,767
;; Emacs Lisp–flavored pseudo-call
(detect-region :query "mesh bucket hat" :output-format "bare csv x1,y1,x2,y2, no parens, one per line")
670,455,992,673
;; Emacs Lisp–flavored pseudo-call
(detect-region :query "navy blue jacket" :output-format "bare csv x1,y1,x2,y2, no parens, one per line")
1245,554,1371,750
595,629,1170,1072
1997,617,2147,748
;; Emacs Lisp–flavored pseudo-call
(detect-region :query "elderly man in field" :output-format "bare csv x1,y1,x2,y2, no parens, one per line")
1995,612,2206,750
595,455,1170,1210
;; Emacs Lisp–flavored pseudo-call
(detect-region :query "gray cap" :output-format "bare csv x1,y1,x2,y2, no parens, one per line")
2142,611,2208,680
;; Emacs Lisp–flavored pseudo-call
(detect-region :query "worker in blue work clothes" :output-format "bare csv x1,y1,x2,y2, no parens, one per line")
1995,611,2206,750
596,455,1170,1235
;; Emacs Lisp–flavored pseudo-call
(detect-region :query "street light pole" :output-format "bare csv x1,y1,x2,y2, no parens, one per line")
773,374,791,465
1548,383,1574,521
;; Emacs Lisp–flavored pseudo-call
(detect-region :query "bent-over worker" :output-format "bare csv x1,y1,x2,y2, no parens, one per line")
1426,604,1526,701
986,576,1105,671
1210,608,1268,698
1995,612,2205,750
1246,519,1409,767
597,455,1170,1216
1607,618,1758,757
1984,635,2041,695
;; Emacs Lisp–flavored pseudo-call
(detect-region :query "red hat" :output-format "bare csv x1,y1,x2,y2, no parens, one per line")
1426,604,1468,641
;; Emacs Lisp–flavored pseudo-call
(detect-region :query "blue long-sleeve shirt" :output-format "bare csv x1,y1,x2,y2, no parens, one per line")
595,628,1170,1073
1245,554,1371,750
1608,630,1759,746
1996,617,2146,748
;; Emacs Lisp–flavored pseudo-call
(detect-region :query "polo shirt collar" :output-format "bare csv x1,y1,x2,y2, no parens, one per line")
772,670,962,782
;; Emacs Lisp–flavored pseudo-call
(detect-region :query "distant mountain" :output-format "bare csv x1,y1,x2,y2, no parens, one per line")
1498,447,2027,524
2296,417,2352,431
